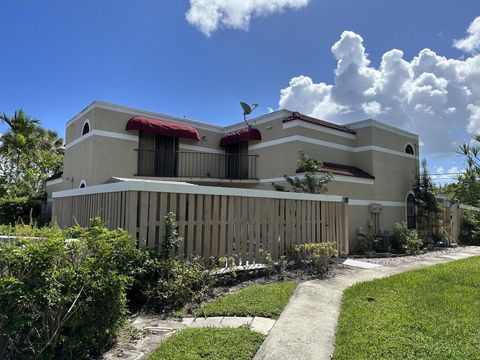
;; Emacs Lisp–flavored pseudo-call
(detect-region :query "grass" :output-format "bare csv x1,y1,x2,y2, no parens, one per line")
147,327,265,360
333,256,480,360
197,281,296,319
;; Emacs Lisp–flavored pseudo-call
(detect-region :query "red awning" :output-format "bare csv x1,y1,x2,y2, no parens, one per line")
126,116,200,141
220,127,262,147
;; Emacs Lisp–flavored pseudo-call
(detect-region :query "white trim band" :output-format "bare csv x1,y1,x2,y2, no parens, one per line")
249,135,418,159
65,130,138,149
348,199,405,207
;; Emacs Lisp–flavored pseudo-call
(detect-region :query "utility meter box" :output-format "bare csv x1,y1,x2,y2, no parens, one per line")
369,204,383,213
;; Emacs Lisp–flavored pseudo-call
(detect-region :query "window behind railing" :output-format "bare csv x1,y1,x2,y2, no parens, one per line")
138,132,178,177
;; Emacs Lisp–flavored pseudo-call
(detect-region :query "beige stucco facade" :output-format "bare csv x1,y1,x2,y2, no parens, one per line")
48,101,419,251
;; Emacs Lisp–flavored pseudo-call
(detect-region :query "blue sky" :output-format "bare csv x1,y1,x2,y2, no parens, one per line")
1,1,479,182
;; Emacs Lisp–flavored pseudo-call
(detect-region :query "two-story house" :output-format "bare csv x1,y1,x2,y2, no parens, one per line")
47,101,419,251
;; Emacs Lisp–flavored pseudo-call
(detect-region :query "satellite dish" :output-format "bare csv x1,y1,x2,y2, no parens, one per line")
240,102,259,128
240,102,252,115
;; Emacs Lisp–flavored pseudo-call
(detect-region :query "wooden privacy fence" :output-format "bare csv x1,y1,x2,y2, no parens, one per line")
52,182,349,263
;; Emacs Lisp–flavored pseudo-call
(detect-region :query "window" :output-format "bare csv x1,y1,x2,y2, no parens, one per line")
82,120,90,136
405,144,414,155
137,132,178,177
225,141,249,179
406,193,416,229
79,179,87,188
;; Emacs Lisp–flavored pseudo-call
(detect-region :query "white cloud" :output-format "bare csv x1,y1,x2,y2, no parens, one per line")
361,101,383,117
431,165,464,185
467,103,480,134
278,16,480,163
186,0,310,36
454,16,480,54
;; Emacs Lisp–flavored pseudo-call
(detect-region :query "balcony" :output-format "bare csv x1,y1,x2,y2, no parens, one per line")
135,149,259,180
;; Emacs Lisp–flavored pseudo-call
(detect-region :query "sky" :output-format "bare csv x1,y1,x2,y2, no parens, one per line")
1,0,479,183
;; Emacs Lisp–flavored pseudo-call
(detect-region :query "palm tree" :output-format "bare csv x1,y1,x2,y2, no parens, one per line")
0,109,64,197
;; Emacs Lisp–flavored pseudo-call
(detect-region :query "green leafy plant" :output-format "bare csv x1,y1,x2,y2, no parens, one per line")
258,249,275,278
0,197,43,225
278,255,288,279
355,234,380,254
413,159,440,236
393,221,423,253
284,149,333,194
459,210,480,245
160,212,182,260
292,242,337,275
0,220,132,359
144,257,215,311
0,109,64,224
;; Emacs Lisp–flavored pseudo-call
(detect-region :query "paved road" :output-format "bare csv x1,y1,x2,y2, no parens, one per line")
254,246,480,360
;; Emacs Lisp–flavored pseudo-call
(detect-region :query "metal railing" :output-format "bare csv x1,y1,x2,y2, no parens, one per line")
135,149,258,180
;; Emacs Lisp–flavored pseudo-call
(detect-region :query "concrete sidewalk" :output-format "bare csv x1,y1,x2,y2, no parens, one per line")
254,246,480,360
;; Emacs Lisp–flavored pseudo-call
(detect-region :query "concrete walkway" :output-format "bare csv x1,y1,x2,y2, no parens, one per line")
254,246,480,360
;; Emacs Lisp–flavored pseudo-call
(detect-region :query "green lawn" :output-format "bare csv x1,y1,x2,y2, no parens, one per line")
334,256,480,360
147,327,265,360
197,281,296,319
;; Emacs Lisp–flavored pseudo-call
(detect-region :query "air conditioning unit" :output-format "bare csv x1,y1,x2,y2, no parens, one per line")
369,204,383,213
357,227,367,235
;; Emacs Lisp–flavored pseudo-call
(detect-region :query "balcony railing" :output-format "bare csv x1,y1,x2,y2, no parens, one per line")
136,149,258,180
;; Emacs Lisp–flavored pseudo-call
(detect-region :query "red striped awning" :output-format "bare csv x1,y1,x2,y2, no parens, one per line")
126,116,200,141
220,127,261,147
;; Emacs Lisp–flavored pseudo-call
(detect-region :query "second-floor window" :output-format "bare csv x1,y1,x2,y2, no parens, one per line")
82,121,90,135
225,141,249,179
137,132,178,177
405,144,414,155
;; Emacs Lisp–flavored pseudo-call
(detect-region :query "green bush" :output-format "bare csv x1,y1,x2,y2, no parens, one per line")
292,242,337,274
393,221,423,253
0,221,135,359
459,210,480,245
145,257,215,311
355,234,381,254
0,197,43,225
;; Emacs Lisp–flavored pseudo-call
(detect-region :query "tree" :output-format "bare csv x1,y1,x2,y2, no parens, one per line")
460,134,480,172
457,135,480,206
284,149,333,194
412,159,439,236
0,109,64,223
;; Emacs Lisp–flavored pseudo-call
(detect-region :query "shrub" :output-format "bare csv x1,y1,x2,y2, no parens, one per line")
459,210,480,245
355,234,381,254
0,222,130,359
160,212,182,260
393,221,423,253
292,242,337,274
0,219,219,358
0,197,43,226
145,257,215,311
405,229,423,252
